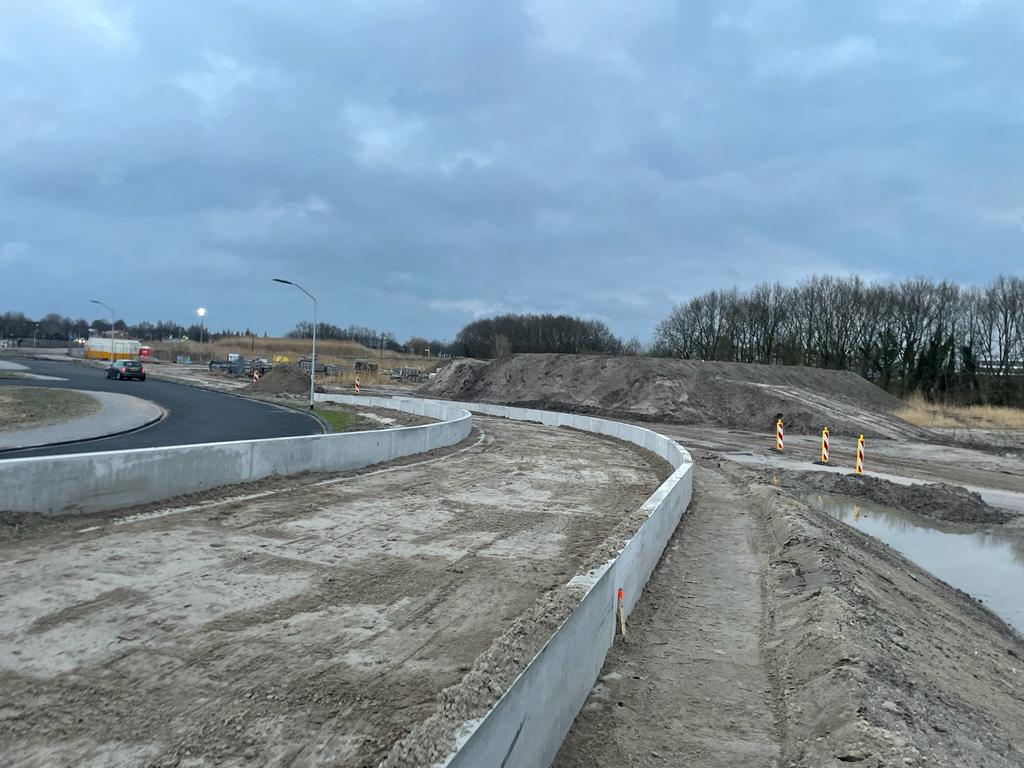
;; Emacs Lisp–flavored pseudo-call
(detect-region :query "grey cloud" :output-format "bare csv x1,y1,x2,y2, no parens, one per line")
1,0,1022,342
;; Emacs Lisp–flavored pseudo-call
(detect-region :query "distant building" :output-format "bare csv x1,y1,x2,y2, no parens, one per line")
977,357,1024,376
85,332,140,361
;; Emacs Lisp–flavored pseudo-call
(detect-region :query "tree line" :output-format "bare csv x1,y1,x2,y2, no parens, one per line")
0,310,456,357
652,275,1024,406
0,312,261,346
453,313,626,358
7,274,1023,406
285,322,458,356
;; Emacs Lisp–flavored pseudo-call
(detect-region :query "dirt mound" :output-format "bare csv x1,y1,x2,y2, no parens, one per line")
420,354,921,437
245,365,321,396
750,475,1024,767
771,470,1014,524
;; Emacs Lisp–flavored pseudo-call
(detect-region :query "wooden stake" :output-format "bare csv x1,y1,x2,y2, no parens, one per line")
617,588,626,637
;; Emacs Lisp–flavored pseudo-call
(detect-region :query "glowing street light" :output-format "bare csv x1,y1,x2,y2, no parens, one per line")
196,307,206,348
273,278,317,409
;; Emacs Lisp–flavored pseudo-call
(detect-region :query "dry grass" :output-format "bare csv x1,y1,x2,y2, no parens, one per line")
0,387,101,432
897,393,1024,430
148,336,442,372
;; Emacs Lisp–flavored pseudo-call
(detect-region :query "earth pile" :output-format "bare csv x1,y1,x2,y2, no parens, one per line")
420,354,921,437
246,365,322,396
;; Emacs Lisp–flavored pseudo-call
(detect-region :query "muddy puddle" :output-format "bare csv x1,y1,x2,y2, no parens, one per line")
802,493,1024,634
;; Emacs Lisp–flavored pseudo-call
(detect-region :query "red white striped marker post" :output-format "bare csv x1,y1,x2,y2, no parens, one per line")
855,434,865,474
821,426,830,463
354,376,361,395
775,419,784,452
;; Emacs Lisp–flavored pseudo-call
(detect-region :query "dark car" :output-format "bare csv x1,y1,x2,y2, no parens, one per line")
106,359,146,381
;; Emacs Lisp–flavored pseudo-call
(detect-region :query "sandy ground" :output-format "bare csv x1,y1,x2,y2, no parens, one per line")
653,423,1024,502
0,416,668,768
420,354,923,438
556,457,1024,768
555,463,780,768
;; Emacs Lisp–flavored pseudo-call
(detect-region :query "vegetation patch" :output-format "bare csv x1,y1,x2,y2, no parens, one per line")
317,408,359,432
897,393,1024,430
0,387,100,432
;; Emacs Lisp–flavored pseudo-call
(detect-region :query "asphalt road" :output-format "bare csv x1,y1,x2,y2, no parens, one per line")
0,356,322,458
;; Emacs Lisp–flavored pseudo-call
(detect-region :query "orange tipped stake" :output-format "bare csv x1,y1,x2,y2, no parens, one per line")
617,588,626,637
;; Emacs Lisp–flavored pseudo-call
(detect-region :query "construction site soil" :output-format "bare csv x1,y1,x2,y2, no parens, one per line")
0,416,669,768
420,354,922,438
556,458,1024,768
246,365,325,396
767,469,1015,524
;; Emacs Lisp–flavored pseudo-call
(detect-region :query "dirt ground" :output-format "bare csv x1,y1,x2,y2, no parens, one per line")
653,422,1024,500
556,457,1024,768
765,469,1014,524
246,365,324,396
0,416,668,768
0,387,100,432
556,462,780,768
420,354,923,438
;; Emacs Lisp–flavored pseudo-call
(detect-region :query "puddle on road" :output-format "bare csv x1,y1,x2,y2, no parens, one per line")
802,493,1024,634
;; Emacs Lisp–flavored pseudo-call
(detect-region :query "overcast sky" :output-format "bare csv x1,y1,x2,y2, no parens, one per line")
1,1,1022,341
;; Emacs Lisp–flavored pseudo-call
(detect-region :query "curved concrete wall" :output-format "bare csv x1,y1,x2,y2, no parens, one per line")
0,400,471,517
317,394,693,768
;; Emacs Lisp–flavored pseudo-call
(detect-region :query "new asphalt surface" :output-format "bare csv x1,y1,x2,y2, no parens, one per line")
0,356,322,458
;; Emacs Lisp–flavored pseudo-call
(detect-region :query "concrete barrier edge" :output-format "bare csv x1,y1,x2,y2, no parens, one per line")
0,399,471,517
318,394,694,768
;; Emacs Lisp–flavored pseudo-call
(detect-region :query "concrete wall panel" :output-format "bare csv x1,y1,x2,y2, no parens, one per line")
0,399,471,517
313,394,694,768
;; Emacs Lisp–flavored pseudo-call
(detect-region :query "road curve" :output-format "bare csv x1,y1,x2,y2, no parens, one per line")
0,356,322,458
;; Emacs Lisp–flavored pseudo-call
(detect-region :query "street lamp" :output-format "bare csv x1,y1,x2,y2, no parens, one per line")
89,299,116,365
196,307,206,344
273,278,317,409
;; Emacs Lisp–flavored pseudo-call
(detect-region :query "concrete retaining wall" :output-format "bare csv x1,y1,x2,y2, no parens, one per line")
0,400,471,517
317,394,693,768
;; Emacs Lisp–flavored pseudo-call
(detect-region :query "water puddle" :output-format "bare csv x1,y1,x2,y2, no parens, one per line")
801,493,1024,634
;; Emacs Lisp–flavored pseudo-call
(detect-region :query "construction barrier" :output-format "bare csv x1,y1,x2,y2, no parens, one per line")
856,434,865,474
820,426,830,463
775,419,784,451
316,393,693,768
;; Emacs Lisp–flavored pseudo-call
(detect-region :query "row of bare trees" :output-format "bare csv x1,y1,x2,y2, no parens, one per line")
455,314,623,358
653,275,1024,405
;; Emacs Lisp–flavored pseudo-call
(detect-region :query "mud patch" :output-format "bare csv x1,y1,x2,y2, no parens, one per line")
765,469,1014,524
747,472,1024,768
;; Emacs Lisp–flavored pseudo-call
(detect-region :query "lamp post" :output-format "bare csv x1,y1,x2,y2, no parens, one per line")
196,307,206,362
89,299,116,365
273,278,317,409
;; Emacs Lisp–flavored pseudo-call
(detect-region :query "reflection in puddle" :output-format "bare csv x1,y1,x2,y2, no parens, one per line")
801,493,1024,635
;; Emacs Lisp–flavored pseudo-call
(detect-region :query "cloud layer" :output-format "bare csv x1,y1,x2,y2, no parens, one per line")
1,0,1021,340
